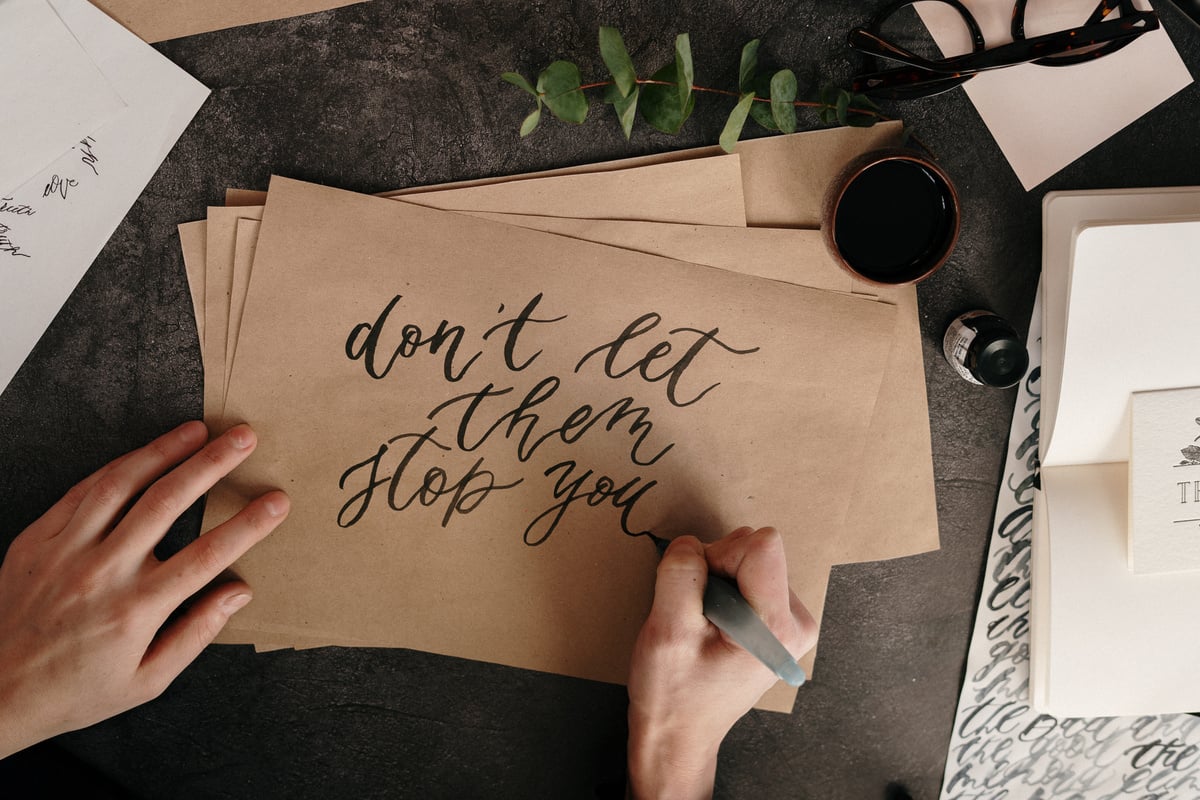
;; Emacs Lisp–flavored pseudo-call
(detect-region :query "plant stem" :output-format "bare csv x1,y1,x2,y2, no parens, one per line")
576,78,888,122
570,76,937,155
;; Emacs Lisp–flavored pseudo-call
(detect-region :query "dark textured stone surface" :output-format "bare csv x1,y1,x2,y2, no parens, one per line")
2,1,1200,797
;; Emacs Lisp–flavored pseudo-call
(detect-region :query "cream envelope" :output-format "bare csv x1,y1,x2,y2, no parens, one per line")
917,0,1191,190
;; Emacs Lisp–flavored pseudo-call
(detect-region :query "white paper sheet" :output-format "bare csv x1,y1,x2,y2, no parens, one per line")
0,0,126,196
0,0,209,396
1040,188,1200,457
1040,461,1200,716
1049,220,1200,466
918,0,1192,190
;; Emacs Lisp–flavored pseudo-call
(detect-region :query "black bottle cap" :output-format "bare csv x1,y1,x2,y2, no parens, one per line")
976,336,1029,388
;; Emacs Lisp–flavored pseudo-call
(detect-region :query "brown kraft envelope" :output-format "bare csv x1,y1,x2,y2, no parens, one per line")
206,177,897,708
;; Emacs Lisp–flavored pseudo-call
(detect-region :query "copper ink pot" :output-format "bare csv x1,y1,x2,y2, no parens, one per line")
821,148,960,286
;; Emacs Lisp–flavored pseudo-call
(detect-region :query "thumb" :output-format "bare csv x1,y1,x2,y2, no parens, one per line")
646,536,709,636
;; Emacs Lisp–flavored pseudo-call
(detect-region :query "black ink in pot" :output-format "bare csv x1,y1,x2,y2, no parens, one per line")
821,149,960,287
942,310,1029,389
833,159,957,283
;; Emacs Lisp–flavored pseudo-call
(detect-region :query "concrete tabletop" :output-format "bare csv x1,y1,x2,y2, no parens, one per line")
3,2,1199,797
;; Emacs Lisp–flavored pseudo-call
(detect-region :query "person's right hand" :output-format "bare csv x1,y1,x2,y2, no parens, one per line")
0,421,287,759
626,526,817,800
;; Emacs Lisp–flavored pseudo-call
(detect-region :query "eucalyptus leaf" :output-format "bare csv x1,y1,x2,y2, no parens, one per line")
834,89,851,126
843,92,879,127
719,91,755,153
816,84,840,125
769,69,797,134
501,72,537,96
537,60,588,124
749,101,777,131
612,85,639,139
520,104,542,136
505,29,900,145
675,33,693,108
599,27,637,97
640,61,695,133
738,39,759,93
749,74,777,131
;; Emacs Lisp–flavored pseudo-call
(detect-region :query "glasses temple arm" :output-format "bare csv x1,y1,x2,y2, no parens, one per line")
847,28,937,70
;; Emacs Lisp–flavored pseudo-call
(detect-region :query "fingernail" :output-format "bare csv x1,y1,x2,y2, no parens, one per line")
229,425,255,449
263,492,289,517
222,593,252,613
666,535,703,557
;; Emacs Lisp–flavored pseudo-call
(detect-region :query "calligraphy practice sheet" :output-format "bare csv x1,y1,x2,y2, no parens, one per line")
0,0,208,396
204,175,896,704
0,0,125,196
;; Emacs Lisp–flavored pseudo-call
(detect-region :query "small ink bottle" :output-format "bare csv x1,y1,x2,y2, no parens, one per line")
942,310,1028,388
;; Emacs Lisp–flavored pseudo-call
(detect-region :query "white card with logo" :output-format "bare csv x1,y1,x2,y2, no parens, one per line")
1130,386,1200,573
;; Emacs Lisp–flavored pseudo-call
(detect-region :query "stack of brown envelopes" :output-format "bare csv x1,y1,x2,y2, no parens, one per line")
179,121,938,713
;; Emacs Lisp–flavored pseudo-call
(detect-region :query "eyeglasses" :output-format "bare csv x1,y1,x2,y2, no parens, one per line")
849,0,1161,100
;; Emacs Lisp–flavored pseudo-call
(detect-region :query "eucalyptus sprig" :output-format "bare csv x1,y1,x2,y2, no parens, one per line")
503,28,884,152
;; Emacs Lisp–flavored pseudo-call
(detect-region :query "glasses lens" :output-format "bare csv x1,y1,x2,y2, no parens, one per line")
879,1,978,61
1019,0,1140,65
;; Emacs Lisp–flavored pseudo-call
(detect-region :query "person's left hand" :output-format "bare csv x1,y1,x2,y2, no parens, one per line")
0,421,287,759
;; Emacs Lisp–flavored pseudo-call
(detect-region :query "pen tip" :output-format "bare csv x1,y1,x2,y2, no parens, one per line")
781,662,807,687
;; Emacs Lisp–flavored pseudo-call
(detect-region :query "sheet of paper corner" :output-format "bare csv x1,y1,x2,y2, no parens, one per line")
0,0,209,396
916,0,1192,191
0,0,126,196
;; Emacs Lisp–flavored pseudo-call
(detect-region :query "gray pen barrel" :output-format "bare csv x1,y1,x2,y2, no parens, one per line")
702,575,806,687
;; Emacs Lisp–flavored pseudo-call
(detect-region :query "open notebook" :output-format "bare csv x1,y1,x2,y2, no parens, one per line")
1034,187,1200,717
